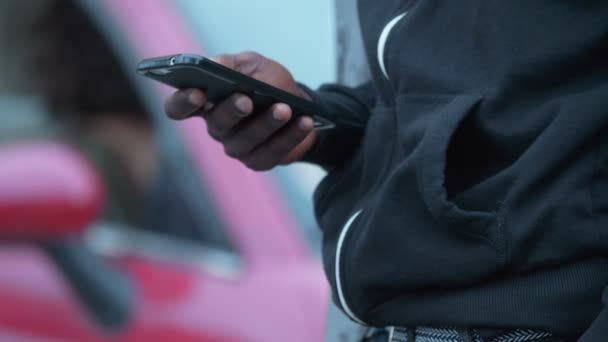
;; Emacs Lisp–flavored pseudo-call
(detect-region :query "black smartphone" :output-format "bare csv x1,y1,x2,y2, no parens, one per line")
136,53,335,130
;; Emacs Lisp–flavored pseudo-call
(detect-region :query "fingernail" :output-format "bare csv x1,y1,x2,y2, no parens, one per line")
188,90,205,107
273,104,290,121
273,110,285,121
299,116,314,131
204,102,215,112
235,96,251,115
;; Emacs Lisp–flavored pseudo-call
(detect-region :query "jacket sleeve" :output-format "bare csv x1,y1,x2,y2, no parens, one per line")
298,81,376,170
579,287,608,341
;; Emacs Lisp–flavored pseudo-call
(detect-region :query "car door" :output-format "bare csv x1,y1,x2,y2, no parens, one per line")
83,1,328,341
0,1,328,341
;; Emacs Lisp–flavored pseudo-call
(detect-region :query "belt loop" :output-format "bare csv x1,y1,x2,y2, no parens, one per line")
408,328,415,342
388,327,410,342
457,328,474,342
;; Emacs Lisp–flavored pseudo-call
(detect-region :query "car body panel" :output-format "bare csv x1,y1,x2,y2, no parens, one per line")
0,0,329,341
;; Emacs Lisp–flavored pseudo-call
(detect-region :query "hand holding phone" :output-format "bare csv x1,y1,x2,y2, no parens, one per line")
140,52,323,171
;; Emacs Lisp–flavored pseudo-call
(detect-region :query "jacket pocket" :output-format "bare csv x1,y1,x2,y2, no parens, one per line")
338,94,507,322
395,94,504,244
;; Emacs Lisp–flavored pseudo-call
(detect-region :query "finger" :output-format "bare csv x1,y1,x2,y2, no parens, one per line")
189,102,216,118
164,89,206,119
241,116,314,171
205,93,253,139
211,54,235,69
213,51,264,76
281,121,317,164
222,103,292,158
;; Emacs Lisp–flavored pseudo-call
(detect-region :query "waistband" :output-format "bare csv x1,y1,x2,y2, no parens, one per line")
363,258,607,337
363,326,561,342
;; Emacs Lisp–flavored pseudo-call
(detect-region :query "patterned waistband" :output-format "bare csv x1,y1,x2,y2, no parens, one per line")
364,326,556,342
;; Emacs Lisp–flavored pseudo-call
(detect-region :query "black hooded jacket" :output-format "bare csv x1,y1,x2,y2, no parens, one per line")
303,1,608,340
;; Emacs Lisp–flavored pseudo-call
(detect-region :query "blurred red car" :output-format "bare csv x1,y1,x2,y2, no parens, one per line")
0,0,329,341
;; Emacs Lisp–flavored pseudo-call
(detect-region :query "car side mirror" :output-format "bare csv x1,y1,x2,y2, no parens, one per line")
0,142,131,330
0,142,104,239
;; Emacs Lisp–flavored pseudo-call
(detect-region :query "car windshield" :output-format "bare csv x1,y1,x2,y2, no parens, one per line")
175,0,339,252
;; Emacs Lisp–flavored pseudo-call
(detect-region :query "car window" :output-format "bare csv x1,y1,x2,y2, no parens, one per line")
0,0,233,253
0,1,55,142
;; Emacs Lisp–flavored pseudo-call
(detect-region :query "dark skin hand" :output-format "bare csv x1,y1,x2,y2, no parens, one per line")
164,51,318,171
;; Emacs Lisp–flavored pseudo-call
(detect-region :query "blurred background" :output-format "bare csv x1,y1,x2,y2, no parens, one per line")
0,0,369,341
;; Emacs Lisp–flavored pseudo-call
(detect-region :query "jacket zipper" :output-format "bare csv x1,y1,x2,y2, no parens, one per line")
335,209,365,324
377,12,408,81
334,11,409,325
